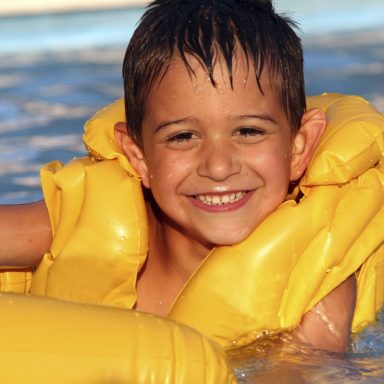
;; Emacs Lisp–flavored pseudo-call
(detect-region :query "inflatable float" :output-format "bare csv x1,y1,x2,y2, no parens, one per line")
0,93,383,382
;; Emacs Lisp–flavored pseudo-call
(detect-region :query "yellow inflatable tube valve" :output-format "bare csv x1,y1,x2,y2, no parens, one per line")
0,269,32,293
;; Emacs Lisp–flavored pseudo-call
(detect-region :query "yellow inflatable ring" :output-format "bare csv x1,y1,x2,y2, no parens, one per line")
0,293,235,383
0,93,383,382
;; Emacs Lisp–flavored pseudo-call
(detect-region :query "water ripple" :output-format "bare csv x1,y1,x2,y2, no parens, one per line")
230,315,384,384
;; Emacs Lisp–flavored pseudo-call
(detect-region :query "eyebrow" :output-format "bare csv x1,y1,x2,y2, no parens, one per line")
155,117,196,132
235,114,278,124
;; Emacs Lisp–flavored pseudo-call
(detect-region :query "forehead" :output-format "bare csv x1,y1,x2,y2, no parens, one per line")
152,52,268,96
142,52,287,126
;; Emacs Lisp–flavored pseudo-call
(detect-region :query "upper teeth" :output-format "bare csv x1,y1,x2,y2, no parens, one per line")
196,192,246,205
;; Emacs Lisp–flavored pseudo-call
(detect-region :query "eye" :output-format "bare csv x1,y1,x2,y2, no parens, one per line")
164,131,200,149
166,131,198,143
233,126,267,144
235,127,266,137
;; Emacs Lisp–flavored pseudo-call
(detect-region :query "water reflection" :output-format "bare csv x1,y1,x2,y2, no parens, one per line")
231,311,384,383
232,348,384,383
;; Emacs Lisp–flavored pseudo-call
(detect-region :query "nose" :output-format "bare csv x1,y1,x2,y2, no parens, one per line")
197,139,241,181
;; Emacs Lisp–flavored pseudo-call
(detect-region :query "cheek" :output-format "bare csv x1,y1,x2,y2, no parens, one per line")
251,146,291,171
248,144,292,188
146,154,192,194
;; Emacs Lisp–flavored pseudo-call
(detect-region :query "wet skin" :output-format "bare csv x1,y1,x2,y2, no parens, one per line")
136,54,305,249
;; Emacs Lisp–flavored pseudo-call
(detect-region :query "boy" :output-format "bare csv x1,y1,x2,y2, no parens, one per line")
0,0,381,355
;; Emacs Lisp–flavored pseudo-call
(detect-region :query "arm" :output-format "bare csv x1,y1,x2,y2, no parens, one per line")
0,200,52,267
296,274,357,352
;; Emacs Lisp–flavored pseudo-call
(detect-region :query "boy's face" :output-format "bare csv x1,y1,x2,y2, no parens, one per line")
131,54,304,247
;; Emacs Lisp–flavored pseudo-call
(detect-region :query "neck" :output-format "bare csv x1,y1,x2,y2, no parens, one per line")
157,216,211,276
135,199,212,316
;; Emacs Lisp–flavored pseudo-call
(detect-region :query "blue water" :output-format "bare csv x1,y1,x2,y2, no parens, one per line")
276,0,384,35
231,309,384,383
0,3,383,382
1,4,383,203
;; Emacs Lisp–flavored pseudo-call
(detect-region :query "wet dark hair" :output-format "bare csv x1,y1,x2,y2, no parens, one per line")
123,0,306,144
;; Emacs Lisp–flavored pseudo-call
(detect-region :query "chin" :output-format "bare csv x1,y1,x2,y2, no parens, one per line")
202,229,252,247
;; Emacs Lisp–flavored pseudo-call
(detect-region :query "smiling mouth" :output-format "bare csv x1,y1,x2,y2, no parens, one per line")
194,192,246,206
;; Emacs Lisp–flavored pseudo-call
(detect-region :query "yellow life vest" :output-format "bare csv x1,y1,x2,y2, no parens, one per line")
33,93,384,346
0,93,383,382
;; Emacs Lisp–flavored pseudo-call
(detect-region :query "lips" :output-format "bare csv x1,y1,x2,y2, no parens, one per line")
195,192,246,206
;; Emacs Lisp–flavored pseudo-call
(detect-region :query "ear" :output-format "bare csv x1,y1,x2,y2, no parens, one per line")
290,108,327,181
114,122,150,188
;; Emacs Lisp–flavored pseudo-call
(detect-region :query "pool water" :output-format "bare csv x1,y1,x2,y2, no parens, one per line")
0,3,383,383
0,4,383,204
230,309,384,383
